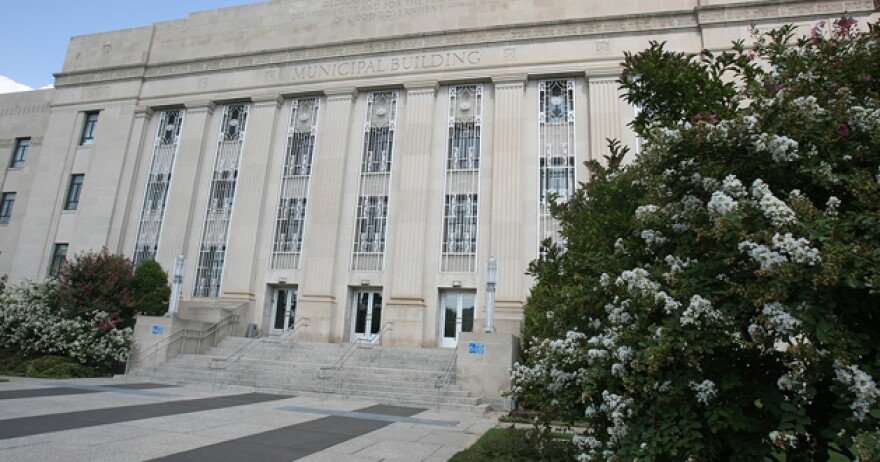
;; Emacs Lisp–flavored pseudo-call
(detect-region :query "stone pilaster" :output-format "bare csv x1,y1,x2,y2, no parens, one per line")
587,76,623,162
385,81,438,347
223,95,284,299
297,88,357,343
110,106,153,253
156,101,215,276
489,75,527,328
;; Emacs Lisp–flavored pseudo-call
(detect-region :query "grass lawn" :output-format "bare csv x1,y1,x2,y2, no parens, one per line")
449,427,576,461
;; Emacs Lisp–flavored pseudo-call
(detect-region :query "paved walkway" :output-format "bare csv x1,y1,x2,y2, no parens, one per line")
0,376,497,462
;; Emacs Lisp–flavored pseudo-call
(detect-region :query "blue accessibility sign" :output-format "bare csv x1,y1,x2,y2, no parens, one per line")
151,325,165,335
468,342,485,355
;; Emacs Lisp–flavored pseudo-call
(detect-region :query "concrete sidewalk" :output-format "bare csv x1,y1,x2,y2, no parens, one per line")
0,375,498,462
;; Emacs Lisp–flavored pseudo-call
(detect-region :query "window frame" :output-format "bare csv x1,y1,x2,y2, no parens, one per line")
48,243,68,277
10,137,29,168
64,174,85,211
80,111,99,146
0,192,15,224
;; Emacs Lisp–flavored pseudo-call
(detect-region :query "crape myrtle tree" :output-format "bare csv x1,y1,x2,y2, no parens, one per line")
513,18,880,461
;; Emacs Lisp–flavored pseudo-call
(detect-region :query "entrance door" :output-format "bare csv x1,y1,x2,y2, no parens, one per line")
352,290,382,342
270,288,297,335
440,291,475,348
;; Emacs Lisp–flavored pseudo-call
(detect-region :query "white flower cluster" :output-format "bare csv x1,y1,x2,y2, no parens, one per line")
664,255,695,274
721,175,747,197
680,294,723,327
615,268,660,295
751,179,797,226
689,379,717,405
739,233,820,270
0,285,133,366
754,133,800,162
761,302,802,336
707,191,739,218
634,204,659,222
848,105,880,135
792,95,826,116
833,361,879,422
772,233,821,266
825,196,841,217
640,229,667,248
769,431,799,450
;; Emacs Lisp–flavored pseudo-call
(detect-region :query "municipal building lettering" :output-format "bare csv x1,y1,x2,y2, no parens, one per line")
290,51,481,81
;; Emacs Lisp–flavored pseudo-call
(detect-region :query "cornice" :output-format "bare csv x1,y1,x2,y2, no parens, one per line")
52,0,875,87
696,0,875,25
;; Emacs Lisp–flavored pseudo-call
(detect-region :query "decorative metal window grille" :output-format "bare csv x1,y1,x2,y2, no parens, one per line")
193,104,248,297
271,98,320,269
354,195,389,253
441,85,482,272
351,91,397,271
538,79,577,256
132,109,185,266
443,194,478,253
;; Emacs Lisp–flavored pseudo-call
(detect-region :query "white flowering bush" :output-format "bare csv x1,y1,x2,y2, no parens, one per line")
517,18,880,461
0,281,132,368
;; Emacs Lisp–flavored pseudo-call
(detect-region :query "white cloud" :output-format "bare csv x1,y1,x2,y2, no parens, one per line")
0,75,34,94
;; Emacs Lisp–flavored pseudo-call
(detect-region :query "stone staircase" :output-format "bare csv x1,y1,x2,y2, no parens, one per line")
128,337,484,411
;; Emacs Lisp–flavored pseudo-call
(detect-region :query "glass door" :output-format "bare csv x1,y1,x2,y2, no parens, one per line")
270,288,297,335
440,291,475,348
352,290,382,342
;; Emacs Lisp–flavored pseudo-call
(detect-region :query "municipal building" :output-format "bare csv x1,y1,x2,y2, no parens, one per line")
1,0,876,349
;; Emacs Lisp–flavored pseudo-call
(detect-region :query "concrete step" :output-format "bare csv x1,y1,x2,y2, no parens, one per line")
129,338,480,411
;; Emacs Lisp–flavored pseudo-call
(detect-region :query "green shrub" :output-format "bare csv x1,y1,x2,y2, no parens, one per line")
514,18,880,461
0,348,31,375
0,280,133,369
53,247,137,327
134,259,171,316
25,356,96,379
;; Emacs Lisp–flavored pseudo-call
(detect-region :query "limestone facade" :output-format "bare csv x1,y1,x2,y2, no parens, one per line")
1,0,876,348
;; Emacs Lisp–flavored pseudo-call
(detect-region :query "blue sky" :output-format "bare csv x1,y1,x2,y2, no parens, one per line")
0,0,263,93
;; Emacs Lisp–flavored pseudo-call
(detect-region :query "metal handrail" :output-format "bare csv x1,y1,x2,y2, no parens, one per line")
124,328,186,375
209,318,310,370
209,334,265,370
318,322,395,385
434,349,458,410
124,313,239,374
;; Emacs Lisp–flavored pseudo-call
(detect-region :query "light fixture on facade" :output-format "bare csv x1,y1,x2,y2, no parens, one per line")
360,279,371,286
278,277,288,284
485,257,498,333
452,280,462,288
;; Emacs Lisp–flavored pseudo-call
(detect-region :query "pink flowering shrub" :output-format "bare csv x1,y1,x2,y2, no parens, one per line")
515,18,880,461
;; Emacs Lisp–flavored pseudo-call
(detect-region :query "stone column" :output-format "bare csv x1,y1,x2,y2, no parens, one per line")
223,95,283,300
109,106,152,253
297,88,357,343
587,76,624,162
385,81,438,347
488,75,528,334
155,102,215,277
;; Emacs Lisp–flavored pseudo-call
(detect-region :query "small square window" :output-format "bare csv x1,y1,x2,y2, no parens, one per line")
48,243,68,277
64,174,84,211
10,138,29,168
0,192,15,224
80,112,99,146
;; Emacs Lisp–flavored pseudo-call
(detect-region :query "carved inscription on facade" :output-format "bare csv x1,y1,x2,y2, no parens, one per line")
288,50,480,81
290,0,458,24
